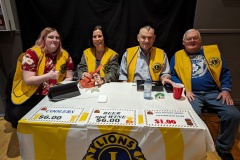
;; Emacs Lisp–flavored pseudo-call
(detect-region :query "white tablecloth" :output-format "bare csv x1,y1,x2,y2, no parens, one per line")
17,82,215,160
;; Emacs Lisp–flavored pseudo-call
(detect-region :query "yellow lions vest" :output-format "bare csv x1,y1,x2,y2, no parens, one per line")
83,47,117,77
11,46,69,104
174,45,222,91
126,46,164,82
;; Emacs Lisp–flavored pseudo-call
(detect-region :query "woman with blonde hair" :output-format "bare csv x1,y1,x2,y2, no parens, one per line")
7,27,74,128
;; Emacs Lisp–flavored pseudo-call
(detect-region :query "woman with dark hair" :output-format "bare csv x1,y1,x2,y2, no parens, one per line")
77,25,119,85
8,27,74,128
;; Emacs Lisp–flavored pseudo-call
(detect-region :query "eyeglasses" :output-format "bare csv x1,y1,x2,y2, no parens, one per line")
185,37,199,42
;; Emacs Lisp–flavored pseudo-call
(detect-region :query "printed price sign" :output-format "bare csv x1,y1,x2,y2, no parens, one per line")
87,108,137,126
144,110,199,128
28,106,85,124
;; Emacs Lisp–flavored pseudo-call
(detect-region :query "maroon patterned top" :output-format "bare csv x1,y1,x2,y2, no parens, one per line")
22,49,74,95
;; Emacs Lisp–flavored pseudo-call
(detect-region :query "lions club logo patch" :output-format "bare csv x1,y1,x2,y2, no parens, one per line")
83,132,146,160
59,64,66,74
208,57,220,68
152,62,162,73
102,64,109,74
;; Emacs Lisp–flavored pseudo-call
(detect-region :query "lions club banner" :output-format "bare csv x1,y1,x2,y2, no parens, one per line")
17,106,209,160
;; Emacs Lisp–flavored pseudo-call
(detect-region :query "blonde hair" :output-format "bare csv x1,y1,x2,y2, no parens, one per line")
35,27,63,54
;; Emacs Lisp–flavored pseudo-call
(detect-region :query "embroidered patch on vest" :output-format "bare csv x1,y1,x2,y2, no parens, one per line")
60,64,66,74
152,62,162,73
209,57,220,68
103,64,109,74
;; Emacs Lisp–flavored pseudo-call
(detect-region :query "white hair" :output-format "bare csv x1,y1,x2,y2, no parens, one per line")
183,29,201,40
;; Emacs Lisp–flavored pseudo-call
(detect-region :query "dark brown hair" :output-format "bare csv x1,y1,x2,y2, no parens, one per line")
89,25,109,47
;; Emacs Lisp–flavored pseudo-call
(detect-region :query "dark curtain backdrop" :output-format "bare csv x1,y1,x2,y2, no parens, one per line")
15,0,197,68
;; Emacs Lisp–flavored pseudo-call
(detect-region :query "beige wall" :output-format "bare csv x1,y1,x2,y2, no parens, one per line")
194,0,240,101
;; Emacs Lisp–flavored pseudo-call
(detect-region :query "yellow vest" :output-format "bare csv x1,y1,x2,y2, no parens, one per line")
126,46,164,82
83,47,117,77
11,46,69,104
174,45,222,91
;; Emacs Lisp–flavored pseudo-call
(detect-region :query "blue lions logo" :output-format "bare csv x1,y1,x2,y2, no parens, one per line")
190,55,207,78
83,132,146,160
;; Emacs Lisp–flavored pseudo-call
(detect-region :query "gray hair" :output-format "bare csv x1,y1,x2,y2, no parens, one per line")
183,29,201,40
139,25,155,34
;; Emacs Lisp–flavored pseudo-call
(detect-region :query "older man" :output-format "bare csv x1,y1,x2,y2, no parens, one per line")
119,25,172,85
170,29,240,160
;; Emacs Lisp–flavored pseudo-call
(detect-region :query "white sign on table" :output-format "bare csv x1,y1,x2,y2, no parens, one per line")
143,109,199,128
87,108,137,126
27,106,85,124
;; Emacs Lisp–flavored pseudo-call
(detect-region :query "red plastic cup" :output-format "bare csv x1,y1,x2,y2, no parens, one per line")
173,83,184,99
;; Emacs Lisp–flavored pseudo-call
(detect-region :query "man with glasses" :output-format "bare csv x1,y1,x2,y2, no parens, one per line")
119,25,172,85
170,29,240,160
